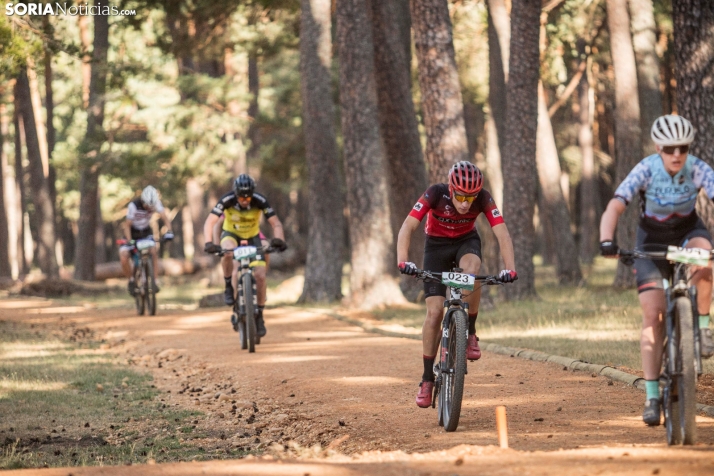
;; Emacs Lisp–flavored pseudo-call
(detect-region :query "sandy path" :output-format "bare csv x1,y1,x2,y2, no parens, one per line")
4,300,714,474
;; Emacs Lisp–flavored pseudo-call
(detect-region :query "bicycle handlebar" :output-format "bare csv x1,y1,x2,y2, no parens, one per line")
211,245,280,257
617,248,714,265
412,268,504,285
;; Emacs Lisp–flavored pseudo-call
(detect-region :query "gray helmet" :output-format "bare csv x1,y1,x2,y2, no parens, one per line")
233,174,255,198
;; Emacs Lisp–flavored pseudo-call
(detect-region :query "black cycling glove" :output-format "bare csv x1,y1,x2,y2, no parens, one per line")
204,242,222,254
270,238,288,252
600,240,619,257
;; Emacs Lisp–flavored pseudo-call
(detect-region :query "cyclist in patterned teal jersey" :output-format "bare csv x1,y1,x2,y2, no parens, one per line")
599,115,714,426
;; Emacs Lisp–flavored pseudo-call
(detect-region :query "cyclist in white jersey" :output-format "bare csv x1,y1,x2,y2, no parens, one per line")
119,186,174,295
599,115,714,426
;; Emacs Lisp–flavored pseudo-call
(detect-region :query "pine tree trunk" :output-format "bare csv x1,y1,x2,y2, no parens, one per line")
501,0,541,300
487,0,509,158
186,179,205,255
672,1,714,234
298,0,345,303
74,11,109,281
629,0,663,157
15,68,58,277
411,0,469,183
12,107,27,276
169,210,185,259
370,0,427,300
0,104,9,278
247,51,259,169
337,0,404,309
536,82,582,284
578,46,598,264
607,0,642,288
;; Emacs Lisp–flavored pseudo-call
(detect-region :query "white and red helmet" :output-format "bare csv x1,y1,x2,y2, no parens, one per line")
449,161,483,195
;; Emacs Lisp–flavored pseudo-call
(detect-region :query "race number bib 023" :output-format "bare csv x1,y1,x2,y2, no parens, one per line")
441,272,475,290
666,246,711,266
233,246,257,261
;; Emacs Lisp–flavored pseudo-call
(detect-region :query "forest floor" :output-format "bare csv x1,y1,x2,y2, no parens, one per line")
2,296,714,475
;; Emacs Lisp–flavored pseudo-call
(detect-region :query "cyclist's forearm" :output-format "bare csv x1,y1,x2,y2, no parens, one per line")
123,220,133,240
492,223,515,270
268,216,285,241
397,216,420,263
599,198,626,241
160,211,173,233
203,214,220,242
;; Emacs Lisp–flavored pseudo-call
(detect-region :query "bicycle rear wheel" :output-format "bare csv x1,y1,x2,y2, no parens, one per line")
146,259,157,316
675,296,697,445
440,309,467,432
241,273,257,353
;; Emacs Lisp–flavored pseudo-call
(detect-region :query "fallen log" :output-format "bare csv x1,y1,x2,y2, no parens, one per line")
94,257,217,280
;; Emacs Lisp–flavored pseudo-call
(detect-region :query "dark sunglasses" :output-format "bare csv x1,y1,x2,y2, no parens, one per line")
661,145,689,155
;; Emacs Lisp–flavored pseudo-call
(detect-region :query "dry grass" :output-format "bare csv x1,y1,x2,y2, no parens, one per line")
0,319,252,469
372,257,714,375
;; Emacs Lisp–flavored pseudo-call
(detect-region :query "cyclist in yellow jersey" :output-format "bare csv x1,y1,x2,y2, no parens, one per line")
203,174,287,336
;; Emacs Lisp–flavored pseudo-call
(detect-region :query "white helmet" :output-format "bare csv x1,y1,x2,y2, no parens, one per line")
141,185,160,208
651,115,695,146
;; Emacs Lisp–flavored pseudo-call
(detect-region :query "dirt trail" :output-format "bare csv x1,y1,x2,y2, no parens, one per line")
4,300,714,474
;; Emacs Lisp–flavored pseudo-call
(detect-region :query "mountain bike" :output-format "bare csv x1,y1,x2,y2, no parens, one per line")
213,242,279,353
117,237,168,316
413,267,504,432
619,245,709,445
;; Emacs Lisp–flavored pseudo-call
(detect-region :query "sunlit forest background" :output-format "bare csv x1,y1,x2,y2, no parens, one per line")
0,0,712,308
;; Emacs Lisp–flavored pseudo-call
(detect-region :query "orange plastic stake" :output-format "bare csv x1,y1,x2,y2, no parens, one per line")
496,405,508,448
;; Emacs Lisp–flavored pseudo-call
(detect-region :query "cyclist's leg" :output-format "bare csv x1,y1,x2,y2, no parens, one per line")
683,235,712,315
639,289,666,380
150,246,159,282
119,248,133,278
220,233,238,304
683,229,714,357
456,233,483,359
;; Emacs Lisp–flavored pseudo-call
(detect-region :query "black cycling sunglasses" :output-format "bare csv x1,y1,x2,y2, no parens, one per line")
661,145,689,155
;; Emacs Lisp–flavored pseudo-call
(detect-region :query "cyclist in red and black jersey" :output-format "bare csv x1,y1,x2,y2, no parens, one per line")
397,161,517,408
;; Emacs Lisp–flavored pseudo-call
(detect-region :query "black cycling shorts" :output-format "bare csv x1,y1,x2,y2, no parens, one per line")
633,218,712,293
422,231,482,298
220,231,266,266
130,226,153,240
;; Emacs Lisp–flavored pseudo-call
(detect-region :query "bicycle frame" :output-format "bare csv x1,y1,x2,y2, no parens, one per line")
662,262,703,379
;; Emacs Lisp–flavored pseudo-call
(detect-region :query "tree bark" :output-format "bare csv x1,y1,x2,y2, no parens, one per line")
672,1,714,234
607,0,642,288
578,49,598,264
12,105,27,275
15,68,58,277
74,10,109,281
186,178,206,255
487,0,509,155
501,0,541,300
246,51,259,169
411,0,469,183
0,102,9,277
298,0,345,303
169,209,185,259
78,11,92,109
536,82,582,284
629,0,663,157
337,0,404,308
370,0,427,299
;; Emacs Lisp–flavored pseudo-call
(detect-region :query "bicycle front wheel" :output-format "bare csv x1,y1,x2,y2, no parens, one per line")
241,273,257,353
440,309,467,432
146,259,157,316
675,296,697,445
135,266,145,316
